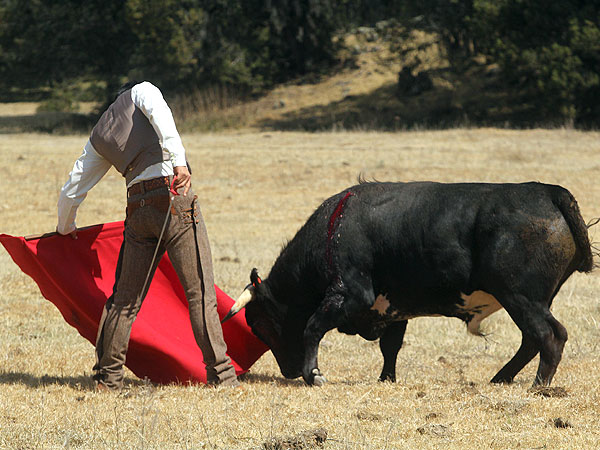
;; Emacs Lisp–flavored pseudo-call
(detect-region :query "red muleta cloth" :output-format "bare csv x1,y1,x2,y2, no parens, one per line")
0,221,268,384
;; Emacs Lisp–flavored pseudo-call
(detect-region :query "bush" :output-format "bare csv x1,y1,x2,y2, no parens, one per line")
402,0,600,126
36,93,78,113
473,1,600,126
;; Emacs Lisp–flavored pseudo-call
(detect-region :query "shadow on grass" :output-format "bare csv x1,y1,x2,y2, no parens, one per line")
0,111,96,134
0,371,143,390
239,371,306,386
259,66,554,131
0,369,330,390
1,64,568,134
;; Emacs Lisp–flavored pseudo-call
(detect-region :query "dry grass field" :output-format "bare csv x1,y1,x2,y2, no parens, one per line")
1,129,599,449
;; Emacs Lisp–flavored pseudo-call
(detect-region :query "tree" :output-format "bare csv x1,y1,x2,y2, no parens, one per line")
0,0,135,100
401,0,477,63
400,0,600,125
262,0,338,81
1,0,340,99
125,0,340,91
473,0,600,125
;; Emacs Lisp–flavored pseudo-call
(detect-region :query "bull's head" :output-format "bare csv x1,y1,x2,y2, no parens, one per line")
223,268,304,379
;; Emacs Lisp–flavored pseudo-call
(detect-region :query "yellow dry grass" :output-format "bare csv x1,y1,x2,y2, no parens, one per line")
0,102,99,117
1,129,599,449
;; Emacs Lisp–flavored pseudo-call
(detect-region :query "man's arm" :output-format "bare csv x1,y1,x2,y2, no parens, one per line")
130,82,191,196
57,141,112,236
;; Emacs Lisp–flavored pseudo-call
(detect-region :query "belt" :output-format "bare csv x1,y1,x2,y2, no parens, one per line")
126,193,175,216
127,176,170,198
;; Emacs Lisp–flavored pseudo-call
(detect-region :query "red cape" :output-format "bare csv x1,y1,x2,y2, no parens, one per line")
0,221,268,384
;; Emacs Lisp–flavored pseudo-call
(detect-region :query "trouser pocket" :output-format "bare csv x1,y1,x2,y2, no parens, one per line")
178,195,200,224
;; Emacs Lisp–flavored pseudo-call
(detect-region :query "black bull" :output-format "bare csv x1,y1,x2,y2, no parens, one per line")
224,181,594,386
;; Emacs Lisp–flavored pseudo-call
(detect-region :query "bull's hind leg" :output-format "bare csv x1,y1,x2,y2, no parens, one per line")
492,293,568,386
378,321,408,382
535,314,568,386
491,335,537,384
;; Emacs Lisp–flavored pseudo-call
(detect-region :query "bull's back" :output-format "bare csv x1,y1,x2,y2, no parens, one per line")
339,182,590,295
271,181,591,307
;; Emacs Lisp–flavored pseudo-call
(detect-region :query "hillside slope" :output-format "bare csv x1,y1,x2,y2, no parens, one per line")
0,27,550,133
176,26,537,132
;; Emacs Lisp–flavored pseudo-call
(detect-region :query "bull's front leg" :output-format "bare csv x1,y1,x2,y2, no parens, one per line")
302,292,346,386
378,320,408,382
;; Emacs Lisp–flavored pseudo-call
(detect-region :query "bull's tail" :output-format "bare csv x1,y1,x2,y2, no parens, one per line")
554,187,595,273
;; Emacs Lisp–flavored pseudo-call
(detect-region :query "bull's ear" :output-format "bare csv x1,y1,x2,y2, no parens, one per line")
250,268,262,287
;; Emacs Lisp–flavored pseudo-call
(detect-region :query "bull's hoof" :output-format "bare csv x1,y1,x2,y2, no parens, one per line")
308,368,327,386
490,374,514,384
313,374,327,387
378,372,396,382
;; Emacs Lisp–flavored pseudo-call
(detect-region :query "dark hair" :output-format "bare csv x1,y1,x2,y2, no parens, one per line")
114,80,143,100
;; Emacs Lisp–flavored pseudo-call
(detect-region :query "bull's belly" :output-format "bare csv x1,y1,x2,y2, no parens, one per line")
457,291,503,335
367,290,503,336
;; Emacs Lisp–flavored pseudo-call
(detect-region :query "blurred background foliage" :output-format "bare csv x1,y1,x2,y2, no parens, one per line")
0,0,598,128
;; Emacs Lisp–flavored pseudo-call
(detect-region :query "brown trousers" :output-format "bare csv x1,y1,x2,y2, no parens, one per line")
93,184,237,389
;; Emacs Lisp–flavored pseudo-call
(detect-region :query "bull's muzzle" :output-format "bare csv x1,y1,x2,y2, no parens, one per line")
221,285,255,323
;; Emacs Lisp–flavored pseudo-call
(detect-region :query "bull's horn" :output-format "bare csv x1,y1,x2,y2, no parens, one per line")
221,286,255,323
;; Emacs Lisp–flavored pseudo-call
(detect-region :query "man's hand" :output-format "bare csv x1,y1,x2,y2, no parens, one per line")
57,227,78,239
173,166,191,197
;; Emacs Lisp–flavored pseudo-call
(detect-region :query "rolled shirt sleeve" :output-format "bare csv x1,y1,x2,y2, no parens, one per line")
57,140,111,235
130,82,187,167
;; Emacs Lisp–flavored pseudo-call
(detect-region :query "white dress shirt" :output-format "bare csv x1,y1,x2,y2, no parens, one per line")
57,81,186,235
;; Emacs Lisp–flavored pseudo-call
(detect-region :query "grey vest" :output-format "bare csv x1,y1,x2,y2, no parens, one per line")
90,88,170,185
